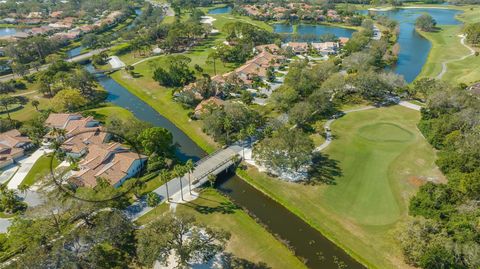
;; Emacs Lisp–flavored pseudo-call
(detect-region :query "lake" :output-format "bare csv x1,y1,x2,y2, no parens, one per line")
0,27,17,37
362,8,462,82
274,24,355,41
208,6,232,14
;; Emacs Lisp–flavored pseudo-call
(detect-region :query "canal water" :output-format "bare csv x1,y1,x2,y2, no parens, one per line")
360,8,462,82
84,63,364,268
85,63,205,161
0,27,17,37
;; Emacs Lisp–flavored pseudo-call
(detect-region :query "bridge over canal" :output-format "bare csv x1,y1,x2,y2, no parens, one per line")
126,144,244,220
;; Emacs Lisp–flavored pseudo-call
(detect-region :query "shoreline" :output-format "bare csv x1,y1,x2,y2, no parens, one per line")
235,169,374,269
109,72,218,154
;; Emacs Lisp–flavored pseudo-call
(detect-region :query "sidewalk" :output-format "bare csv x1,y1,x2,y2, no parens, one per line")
6,148,52,190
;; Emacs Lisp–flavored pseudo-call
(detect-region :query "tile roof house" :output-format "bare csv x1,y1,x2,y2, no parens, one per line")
311,42,338,54
45,113,102,138
254,44,281,54
283,42,309,54
194,97,225,118
69,143,147,188
0,129,32,168
45,113,146,188
234,50,283,84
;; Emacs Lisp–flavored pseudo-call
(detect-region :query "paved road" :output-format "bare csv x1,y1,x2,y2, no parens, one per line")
0,48,109,82
399,101,422,111
126,145,242,220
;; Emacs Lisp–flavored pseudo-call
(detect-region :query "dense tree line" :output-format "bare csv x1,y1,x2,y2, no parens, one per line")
203,102,263,145
464,22,480,46
399,81,480,269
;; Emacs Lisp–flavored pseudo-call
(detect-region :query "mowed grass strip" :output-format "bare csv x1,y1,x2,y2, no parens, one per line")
240,106,444,269
19,154,59,188
137,189,306,269
417,6,480,84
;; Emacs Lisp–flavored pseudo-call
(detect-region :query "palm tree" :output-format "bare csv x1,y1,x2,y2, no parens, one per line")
239,128,248,160
31,99,40,111
159,170,171,202
185,159,195,195
173,165,185,201
247,124,256,148
223,117,232,145
18,184,30,199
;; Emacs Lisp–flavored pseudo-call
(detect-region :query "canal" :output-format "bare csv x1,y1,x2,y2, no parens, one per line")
84,63,364,268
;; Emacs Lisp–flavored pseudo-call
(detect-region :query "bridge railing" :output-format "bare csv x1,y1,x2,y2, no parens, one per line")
194,147,226,166
192,155,237,185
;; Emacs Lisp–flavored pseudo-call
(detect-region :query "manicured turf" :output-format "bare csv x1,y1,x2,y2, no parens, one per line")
137,189,306,269
417,6,480,84
19,154,60,188
86,104,134,122
239,106,444,269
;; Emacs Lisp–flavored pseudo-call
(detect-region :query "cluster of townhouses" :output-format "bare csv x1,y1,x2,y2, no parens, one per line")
283,38,349,55
239,3,355,23
0,113,146,188
0,10,124,42
184,39,349,117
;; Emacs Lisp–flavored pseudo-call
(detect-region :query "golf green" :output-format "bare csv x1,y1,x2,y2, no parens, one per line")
323,108,423,226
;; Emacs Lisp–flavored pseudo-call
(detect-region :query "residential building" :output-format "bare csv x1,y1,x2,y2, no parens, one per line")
69,142,147,188
194,97,225,118
0,129,32,168
45,113,146,188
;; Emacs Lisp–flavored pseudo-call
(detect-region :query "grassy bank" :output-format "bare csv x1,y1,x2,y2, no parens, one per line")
110,70,218,153
136,189,306,269
417,6,480,84
238,106,443,269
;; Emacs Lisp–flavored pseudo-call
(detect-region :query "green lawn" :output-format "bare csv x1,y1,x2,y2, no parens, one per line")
238,106,444,269
0,85,51,122
85,104,134,122
137,189,306,269
19,154,60,188
417,6,480,84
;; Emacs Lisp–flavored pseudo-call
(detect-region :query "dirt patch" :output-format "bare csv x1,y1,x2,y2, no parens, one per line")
408,176,427,187
415,158,426,166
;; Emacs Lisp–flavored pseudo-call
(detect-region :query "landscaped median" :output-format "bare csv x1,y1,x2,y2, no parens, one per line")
236,105,444,269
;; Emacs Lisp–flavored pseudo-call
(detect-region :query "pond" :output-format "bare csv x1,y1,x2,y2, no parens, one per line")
208,6,232,14
85,64,364,268
361,8,462,82
274,24,355,41
0,27,17,37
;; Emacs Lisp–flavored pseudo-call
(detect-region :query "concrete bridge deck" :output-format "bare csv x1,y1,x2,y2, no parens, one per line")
126,144,243,220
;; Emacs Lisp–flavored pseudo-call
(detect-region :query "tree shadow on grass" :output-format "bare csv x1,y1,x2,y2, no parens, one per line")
221,253,272,269
182,200,240,215
306,153,342,185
